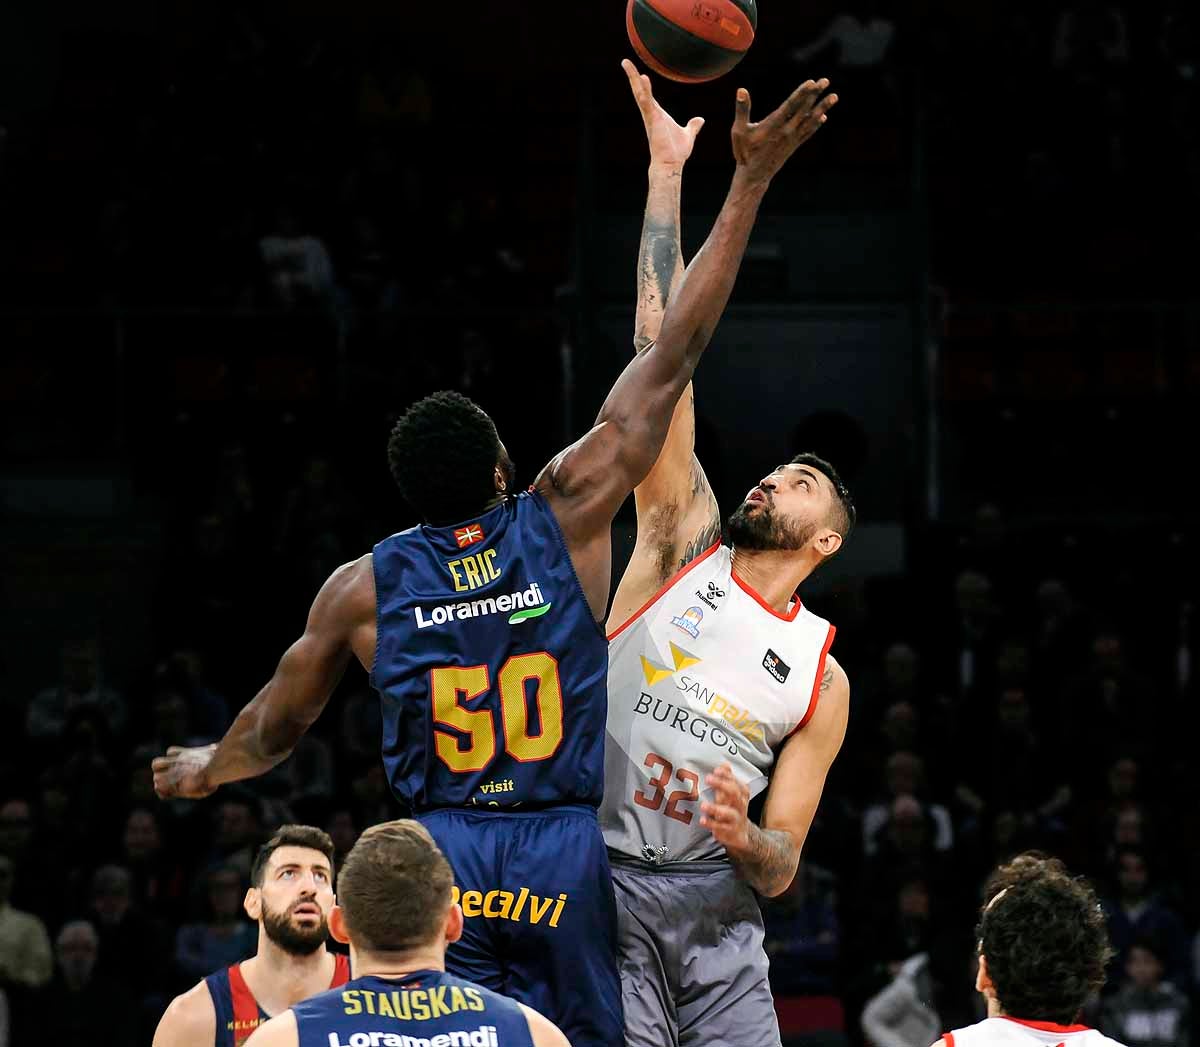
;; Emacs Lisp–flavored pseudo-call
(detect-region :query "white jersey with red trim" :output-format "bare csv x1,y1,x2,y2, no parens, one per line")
600,543,836,863
945,1017,1127,1047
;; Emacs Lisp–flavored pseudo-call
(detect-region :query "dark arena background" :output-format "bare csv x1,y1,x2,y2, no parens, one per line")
1,0,1198,1044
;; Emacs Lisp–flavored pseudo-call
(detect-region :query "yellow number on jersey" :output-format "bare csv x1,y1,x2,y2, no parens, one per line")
430,652,564,773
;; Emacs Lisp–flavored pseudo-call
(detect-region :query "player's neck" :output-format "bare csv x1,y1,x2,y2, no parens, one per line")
349,945,446,980
729,546,815,614
986,997,1005,1019
242,936,335,1008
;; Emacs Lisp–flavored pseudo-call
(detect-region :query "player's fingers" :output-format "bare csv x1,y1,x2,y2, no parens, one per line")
788,91,838,136
622,59,650,109
733,88,752,128
151,756,174,771
165,745,186,756
775,79,820,124
686,116,705,137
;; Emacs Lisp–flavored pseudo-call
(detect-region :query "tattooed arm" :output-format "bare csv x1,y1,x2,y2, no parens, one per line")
702,655,849,896
607,61,723,630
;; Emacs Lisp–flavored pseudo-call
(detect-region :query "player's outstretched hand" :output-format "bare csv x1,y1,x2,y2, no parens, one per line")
700,762,752,855
731,78,837,186
623,58,705,169
152,744,219,800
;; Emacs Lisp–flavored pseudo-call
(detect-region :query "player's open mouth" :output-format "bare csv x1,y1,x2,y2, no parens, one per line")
747,490,766,505
292,903,321,917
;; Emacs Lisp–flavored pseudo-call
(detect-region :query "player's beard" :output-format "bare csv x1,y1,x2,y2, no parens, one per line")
727,500,817,552
261,898,329,956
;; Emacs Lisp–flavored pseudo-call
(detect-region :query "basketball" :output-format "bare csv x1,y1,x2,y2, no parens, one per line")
626,0,757,83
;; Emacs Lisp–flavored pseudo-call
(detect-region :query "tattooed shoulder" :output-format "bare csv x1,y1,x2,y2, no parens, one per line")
677,514,722,570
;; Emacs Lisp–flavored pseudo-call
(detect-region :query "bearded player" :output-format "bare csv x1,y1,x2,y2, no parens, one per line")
153,826,350,1047
153,63,839,1047
599,61,851,1047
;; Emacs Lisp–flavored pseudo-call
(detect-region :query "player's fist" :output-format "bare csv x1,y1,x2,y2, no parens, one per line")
152,744,218,800
700,762,752,856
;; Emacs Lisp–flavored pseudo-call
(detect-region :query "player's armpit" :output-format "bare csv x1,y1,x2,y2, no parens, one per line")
519,1003,573,1047
606,473,721,634
243,1010,299,1047
152,982,217,1047
757,656,850,886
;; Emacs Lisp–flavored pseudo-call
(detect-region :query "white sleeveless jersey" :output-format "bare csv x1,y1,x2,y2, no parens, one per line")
600,543,835,863
945,1018,1127,1047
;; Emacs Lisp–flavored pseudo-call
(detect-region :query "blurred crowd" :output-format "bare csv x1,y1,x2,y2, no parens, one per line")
1,1,1197,1047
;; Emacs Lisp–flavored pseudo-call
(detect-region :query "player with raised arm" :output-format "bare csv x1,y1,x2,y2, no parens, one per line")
244,821,569,1047
931,852,1122,1047
153,64,837,1047
599,60,850,1047
152,826,350,1047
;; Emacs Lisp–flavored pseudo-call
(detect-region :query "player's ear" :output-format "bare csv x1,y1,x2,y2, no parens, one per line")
329,905,351,945
444,903,464,946
813,528,842,560
244,886,261,921
976,952,993,996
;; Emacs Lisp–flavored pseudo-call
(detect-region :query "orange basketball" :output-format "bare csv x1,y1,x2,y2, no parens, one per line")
626,0,757,83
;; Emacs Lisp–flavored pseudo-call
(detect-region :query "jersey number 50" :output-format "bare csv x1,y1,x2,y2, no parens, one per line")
430,652,564,772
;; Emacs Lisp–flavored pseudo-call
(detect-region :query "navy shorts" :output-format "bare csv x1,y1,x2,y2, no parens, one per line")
418,804,623,1047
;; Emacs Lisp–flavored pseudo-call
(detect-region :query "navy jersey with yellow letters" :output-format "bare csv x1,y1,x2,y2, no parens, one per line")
372,490,607,812
291,971,533,1047
371,490,622,1047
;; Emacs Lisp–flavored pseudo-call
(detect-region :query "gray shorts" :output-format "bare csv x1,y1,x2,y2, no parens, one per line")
611,855,781,1047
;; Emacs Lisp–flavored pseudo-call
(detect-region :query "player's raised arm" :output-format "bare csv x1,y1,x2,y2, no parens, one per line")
701,656,849,897
152,556,376,799
608,61,724,629
538,70,837,604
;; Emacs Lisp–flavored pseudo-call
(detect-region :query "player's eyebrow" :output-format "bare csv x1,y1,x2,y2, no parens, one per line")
780,465,822,488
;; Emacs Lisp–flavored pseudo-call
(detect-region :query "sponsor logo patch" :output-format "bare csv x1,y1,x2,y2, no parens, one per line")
670,605,705,639
762,648,791,683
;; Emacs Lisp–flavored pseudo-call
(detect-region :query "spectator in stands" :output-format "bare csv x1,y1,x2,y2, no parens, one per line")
25,638,127,743
258,202,338,310
174,864,256,979
863,752,954,856
761,859,841,995
861,950,940,1047
1103,849,1189,991
85,864,169,996
121,808,186,921
34,920,136,1047
1102,937,1191,1047
0,855,52,988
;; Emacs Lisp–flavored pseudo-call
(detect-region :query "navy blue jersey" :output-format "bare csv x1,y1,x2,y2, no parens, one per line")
372,490,607,811
205,956,351,1046
292,971,533,1047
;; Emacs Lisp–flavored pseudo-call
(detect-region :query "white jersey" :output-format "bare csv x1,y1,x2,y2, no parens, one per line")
945,1018,1127,1047
600,543,835,863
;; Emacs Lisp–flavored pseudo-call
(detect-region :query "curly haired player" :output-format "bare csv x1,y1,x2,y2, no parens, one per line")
932,852,1123,1047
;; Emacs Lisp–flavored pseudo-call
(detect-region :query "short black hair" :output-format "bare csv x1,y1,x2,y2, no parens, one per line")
250,825,336,887
387,391,501,526
977,853,1112,1024
791,452,857,538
